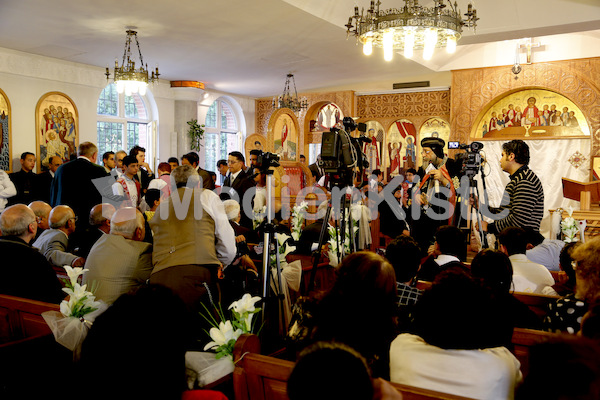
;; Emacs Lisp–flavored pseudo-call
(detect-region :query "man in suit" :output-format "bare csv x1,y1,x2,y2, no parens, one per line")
130,145,154,195
0,204,64,303
309,155,323,183
73,203,115,258
83,207,152,305
181,151,214,190
8,152,40,206
38,155,63,203
29,200,52,242
32,205,85,268
50,142,109,235
221,151,255,228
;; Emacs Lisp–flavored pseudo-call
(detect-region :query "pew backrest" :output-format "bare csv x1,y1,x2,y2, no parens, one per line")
512,292,559,320
0,294,59,343
510,327,555,377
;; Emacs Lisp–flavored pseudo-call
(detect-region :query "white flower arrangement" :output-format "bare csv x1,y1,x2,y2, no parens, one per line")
326,222,358,267
290,201,308,241
561,207,579,243
253,205,266,230
201,293,262,360
42,266,108,356
271,232,296,267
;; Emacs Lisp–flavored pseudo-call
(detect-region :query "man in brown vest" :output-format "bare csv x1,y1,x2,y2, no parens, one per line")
149,165,235,315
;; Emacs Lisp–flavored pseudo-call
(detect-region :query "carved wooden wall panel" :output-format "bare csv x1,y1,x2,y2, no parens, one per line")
451,58,600,158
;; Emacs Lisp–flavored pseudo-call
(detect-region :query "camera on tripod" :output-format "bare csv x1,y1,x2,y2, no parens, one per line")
255,151,280,173
450,141,484,177
319,117,369,188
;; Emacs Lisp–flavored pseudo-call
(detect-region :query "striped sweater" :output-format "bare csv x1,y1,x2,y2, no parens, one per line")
488,166,544,234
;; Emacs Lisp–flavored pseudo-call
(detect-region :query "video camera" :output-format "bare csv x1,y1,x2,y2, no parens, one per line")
450,141,484,178
255,151,280,174
319,117,369,188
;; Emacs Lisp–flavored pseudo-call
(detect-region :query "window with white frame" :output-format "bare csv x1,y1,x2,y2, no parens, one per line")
204,99,241,173
96,83,152,161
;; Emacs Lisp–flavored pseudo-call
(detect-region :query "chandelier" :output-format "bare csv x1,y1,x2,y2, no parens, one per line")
105,29,160,96
346,0,478,61
272,74,309,116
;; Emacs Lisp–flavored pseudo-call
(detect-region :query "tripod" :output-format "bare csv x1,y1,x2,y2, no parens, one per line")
456,167,489,249
305,183,356,294
259,170,286,336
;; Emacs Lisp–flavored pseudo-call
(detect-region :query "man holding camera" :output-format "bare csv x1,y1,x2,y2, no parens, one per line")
412,137,458,254
478,140,544,237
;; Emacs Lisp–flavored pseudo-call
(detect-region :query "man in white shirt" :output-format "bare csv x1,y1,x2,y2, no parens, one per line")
498,227,556,294
112,155,140,207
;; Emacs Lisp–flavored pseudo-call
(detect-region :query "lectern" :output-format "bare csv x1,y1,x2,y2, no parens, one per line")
561,178,600,211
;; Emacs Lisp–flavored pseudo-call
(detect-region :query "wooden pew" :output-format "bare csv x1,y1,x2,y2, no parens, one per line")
512,292,559,320
233,334,476,400
510,327,555,377
0,293,60,343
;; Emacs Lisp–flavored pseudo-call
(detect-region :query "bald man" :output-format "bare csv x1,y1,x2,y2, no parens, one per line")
0,204,64,303
32,205,85,268
83,207,152,305
29,200,52,241
73,203,116,258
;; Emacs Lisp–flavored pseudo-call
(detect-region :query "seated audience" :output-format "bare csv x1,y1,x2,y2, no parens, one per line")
28,200,52,241
0,204,64,303
33,205,85,268
544,236,600,334
310,251,397,379
287,341,402,400
515,335,600,400
470,249,543,343
417,225,468,282
551,241,581,296
390,268,522,400
83,207,153,305
73,203,115,258
79,284,196,400
384,234,423,329
525,230,565,272
294,200,330,255
498,227,556,294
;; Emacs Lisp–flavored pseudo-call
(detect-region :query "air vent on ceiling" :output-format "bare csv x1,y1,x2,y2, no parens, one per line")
393,81,430,89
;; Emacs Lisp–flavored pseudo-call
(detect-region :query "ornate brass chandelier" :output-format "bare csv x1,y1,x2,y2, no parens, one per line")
272,74,309,116
346,0,478,61
105,29,160,96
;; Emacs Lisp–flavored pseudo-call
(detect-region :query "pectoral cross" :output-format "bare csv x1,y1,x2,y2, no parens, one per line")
519,38,541,64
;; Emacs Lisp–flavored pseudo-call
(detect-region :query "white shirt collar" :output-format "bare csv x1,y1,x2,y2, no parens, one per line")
434,254,460,266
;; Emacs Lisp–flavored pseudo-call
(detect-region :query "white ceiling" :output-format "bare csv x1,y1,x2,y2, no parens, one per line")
0,0,599,98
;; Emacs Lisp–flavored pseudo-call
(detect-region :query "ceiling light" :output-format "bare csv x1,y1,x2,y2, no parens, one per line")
346,0,478,60
105,29,159,95
272,74,309,117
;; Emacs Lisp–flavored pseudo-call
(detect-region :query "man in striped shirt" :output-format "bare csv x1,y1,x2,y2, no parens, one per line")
482,140,544,236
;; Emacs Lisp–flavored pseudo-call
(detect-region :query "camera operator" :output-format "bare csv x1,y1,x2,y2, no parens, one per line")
476,140,544,237
412,137,459,254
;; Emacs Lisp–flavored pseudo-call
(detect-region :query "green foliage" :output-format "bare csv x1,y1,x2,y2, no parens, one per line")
188,119,206,151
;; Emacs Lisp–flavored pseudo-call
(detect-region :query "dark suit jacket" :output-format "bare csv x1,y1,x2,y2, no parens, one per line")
50,157,108,227
8,170,41,205
197,166,215,190
0,236,64,303
222,170,255,228
37,171,54,204
134,168,154,194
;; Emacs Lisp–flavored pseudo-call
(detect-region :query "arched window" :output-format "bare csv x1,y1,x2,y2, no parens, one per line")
204,98,241,173
96,83,152,160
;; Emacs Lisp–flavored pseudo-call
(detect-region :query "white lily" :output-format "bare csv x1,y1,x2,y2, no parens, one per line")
203,320,242,351
229,293,262,315
63,265,88,287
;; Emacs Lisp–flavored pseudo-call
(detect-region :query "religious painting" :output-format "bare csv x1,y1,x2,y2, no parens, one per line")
363,120,384,175
268,108,299,162
386,119,417,178
35,92,78,171
314,103,343,131
473,88,590,139
419,117,451,157
244,133,266,161
0,88,11,171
